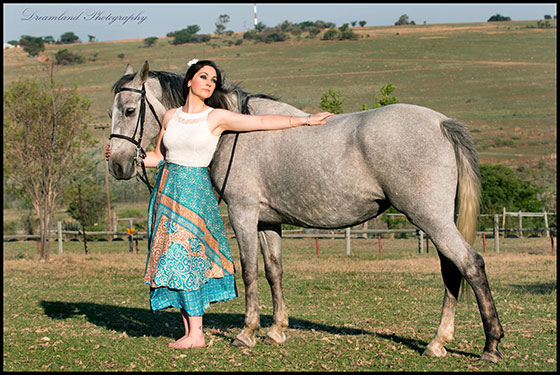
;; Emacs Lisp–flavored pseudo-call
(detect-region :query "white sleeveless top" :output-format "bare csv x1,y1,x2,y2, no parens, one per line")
162,107,220,167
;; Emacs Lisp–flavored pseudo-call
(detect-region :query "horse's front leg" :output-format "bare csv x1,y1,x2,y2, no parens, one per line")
228,205,260,348
258,224,289,344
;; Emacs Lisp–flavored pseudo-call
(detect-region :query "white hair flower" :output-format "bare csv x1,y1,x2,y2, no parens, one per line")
187,59,199,67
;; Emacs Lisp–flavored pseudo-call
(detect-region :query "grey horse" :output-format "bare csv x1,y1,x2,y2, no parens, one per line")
108,62,503,362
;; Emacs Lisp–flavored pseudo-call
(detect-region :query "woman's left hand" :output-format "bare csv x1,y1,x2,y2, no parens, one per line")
306,112,334,126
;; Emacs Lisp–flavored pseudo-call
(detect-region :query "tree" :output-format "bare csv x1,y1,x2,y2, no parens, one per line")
60,31,80,44
186,24,201,34
19,35,45,57
43,36,55,44
359,20,367,27
171,29,191,45
88,35,96,42
143,36,158,47
319,89,345,114
480,164,544,213
255,22,266,32
395,14,410,25
3,65,94,261
215,14,230,35
65,175,106,255
487,14,511,22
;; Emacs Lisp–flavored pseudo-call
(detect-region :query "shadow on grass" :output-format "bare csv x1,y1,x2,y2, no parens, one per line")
509,282,557,295
40,300,477,358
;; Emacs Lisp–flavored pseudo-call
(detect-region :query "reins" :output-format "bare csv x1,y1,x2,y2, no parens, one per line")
109,79,243,204
109,83,161,193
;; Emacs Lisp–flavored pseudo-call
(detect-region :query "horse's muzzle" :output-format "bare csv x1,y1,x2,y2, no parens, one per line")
108,157,136,180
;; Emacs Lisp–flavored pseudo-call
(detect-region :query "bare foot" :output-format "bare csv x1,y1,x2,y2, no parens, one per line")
168,334,205,349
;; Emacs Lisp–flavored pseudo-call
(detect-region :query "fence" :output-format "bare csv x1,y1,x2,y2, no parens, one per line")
4,211,556,255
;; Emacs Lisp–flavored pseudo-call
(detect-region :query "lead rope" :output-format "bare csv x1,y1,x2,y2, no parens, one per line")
216,132,239,205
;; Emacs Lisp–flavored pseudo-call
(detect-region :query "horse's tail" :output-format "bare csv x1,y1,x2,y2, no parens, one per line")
440,118,481,246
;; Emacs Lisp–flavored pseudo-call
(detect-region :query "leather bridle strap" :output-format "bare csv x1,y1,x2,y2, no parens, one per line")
109,84,160,193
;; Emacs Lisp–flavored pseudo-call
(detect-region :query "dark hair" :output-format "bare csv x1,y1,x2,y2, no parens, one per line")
183,60,230,109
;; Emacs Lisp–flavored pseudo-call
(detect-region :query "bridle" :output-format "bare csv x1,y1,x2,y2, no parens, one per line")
109,82,161,193
108,81,238,205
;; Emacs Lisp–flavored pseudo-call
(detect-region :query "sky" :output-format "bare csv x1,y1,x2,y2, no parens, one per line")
3,3,557,44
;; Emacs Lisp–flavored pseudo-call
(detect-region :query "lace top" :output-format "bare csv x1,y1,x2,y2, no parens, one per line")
162,107,220,167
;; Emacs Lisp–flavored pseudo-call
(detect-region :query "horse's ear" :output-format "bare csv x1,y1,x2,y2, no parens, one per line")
124,64,134,75
139,61,149,83
131,61,150,85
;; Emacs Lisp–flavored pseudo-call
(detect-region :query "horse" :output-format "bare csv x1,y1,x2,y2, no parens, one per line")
108,61,504,362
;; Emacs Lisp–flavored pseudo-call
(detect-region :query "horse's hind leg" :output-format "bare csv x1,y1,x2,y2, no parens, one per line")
427,224,504,362
258,223,289,344
423,251,462,358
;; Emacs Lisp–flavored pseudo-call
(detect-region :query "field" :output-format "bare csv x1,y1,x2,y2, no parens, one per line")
3,20,557,371
2,20,557,184
3,236,556,371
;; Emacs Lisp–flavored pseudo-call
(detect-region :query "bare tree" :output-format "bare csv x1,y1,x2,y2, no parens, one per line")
3,64,94,261
215,14,230,35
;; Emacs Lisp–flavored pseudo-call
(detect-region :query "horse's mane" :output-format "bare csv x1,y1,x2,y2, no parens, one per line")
112,70,277,115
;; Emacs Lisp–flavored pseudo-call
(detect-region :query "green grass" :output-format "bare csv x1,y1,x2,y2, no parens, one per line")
2,20,556,218
3,236,556,371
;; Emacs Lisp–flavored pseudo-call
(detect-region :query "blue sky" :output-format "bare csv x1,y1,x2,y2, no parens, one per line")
3,3,557,43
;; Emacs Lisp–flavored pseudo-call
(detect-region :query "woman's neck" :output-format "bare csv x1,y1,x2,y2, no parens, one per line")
183,94,209,114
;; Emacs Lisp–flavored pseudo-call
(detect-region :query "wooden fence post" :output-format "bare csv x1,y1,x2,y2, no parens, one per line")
518,211,523,238
544,211,549,238
417,229,424,254
502,207,506,238
494,214,500,253
57,221,63,254
112,212,118,239
345,227,351,256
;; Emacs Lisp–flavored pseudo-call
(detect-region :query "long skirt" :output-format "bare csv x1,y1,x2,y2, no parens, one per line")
144,161,237,316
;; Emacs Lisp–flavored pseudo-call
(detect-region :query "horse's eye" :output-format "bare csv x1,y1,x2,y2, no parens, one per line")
125,108,135,117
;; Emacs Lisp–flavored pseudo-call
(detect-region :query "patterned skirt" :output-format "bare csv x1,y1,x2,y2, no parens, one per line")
144,161,237,316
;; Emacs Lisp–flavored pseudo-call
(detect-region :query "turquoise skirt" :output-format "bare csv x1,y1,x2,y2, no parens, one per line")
144,161,237,316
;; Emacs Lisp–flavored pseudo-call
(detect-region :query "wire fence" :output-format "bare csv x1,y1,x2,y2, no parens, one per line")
4,211,556,255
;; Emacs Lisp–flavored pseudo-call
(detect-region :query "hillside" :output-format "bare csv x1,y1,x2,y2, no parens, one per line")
3,20,556,205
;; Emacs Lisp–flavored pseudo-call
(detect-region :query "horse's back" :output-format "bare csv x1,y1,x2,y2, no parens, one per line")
221,103,458,228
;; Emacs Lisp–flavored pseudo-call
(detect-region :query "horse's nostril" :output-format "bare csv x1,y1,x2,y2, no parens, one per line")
111,161,123,178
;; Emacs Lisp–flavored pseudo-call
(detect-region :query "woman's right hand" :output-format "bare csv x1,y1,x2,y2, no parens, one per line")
105,144,111,161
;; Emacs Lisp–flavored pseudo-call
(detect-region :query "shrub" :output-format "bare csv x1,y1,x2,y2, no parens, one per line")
322,28,339,40
338,30,359,40
319,89,345,114
362,82,398,110
55,49,85,65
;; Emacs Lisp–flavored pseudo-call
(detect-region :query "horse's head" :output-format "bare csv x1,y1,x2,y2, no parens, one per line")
108,61,166,180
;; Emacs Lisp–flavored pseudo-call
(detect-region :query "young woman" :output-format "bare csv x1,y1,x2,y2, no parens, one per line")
107,59,332,349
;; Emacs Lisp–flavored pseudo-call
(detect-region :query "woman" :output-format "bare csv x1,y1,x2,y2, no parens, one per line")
107,59,332,349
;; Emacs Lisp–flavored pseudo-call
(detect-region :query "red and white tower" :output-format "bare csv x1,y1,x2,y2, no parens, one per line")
254,3,257,28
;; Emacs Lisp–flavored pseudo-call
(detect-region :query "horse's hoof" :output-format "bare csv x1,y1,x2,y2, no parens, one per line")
480,349,503,363
422,344,447,358
265,330,286,345
231,334,256,348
